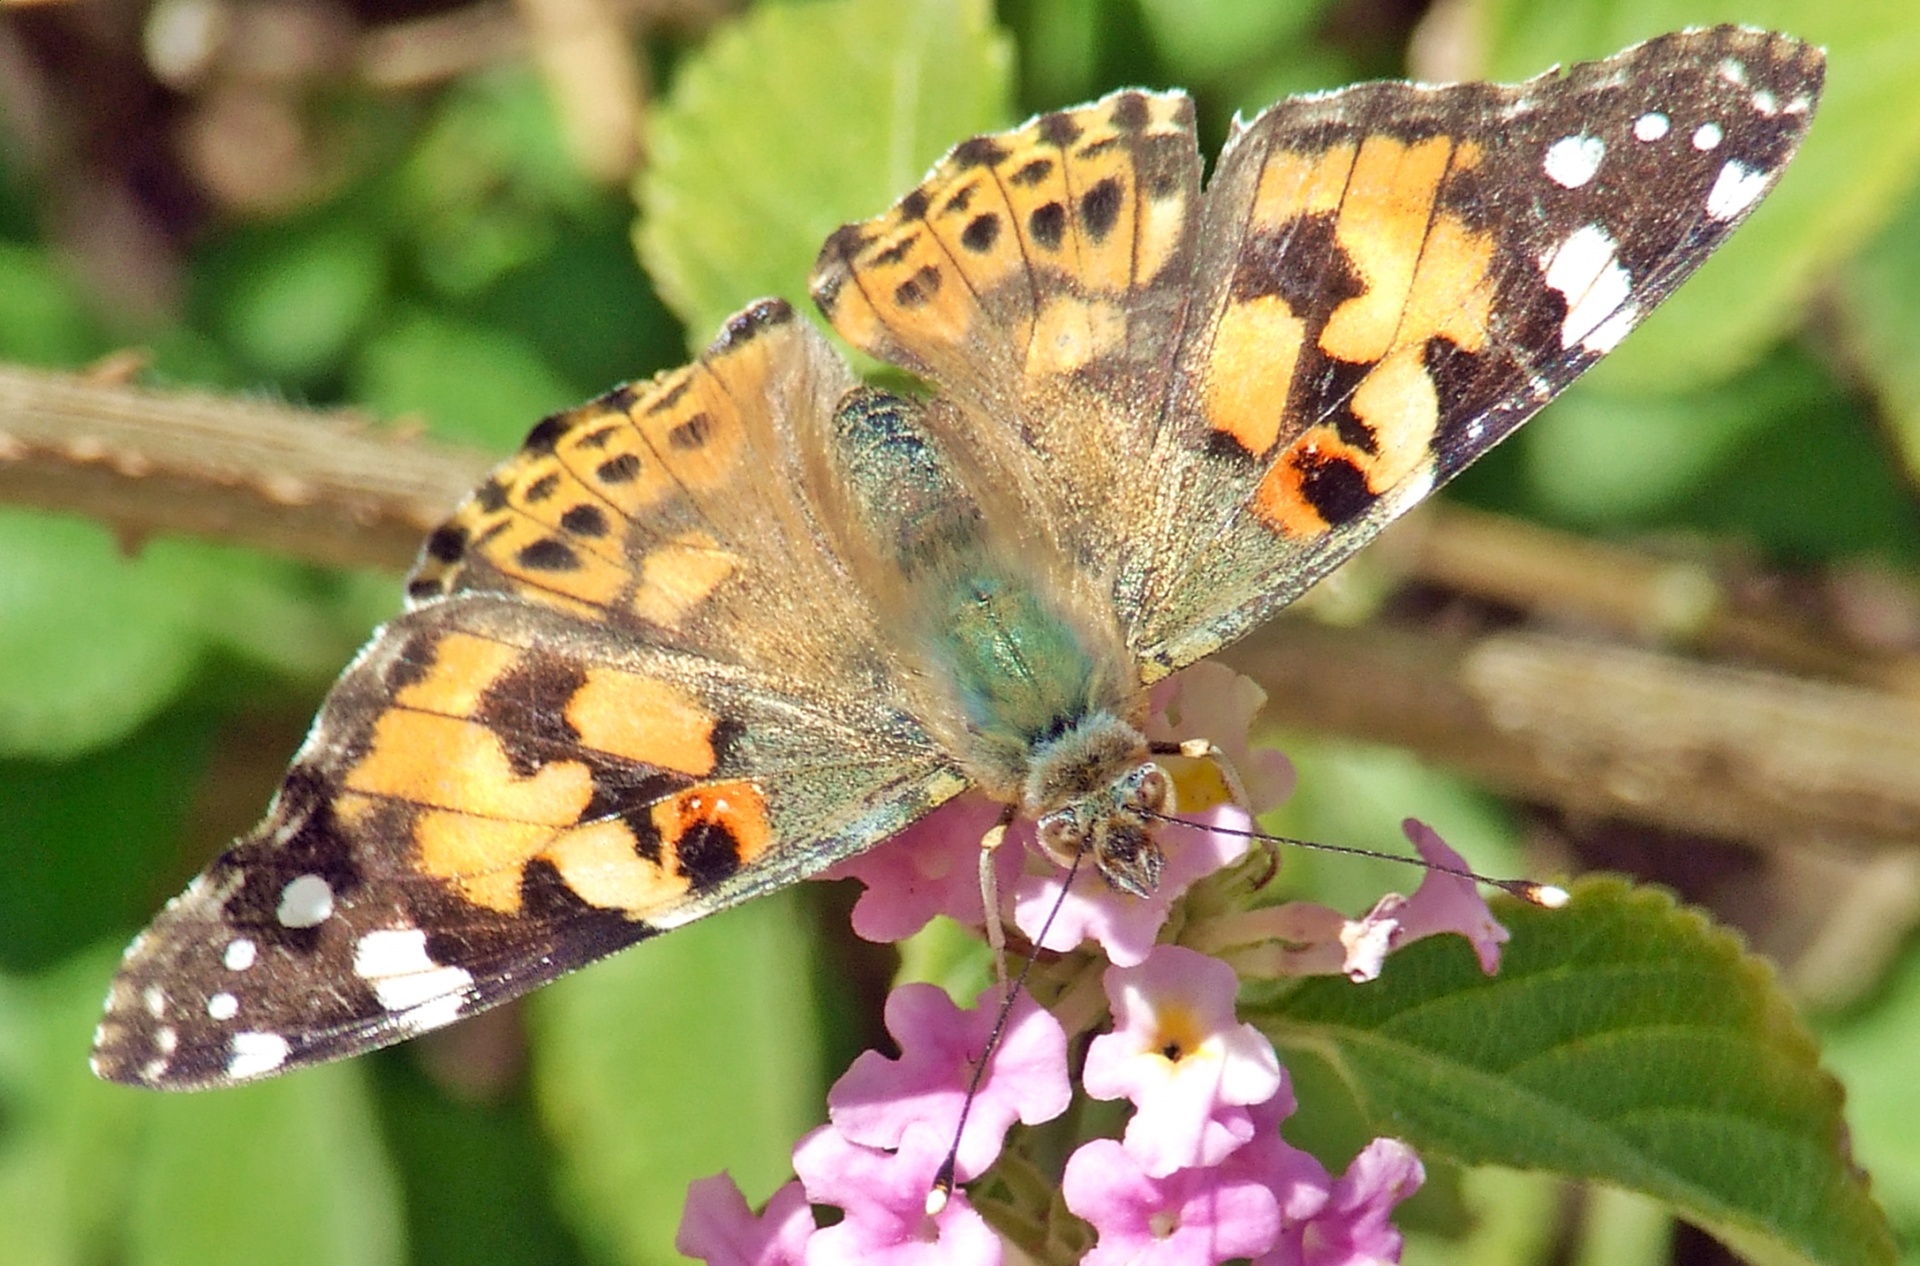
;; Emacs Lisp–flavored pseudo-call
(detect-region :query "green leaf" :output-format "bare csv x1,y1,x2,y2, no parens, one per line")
638,0,1014,347
1136,0,1332,86
1837,177,1920,483
0,950,145,1266
0,511,359,759
400,65,600,298
0,707,219,973
126,1065,404,1266
1261,879,1894,1266
1515,349,1920,559
531,890,826,1266
0,241,103,366
199,218,390,382
1820,944,1920,1238
1472,1,1920,392
352,310,582,452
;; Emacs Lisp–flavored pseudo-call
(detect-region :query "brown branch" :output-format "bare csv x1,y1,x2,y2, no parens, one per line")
1224,618,1920,852
0,362,494,571
1388,502,1920,697
5,355,1919,860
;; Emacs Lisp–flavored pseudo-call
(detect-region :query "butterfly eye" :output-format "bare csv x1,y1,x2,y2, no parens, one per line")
1126,765,1172,815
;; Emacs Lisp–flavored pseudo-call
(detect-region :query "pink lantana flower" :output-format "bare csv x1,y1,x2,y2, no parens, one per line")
1283,1139,1424,1266
824,797,1029,944
1208,819,1512,982
1082,945,1282,1176
829,982,1071,1183
793,1123,1003,1266
1219,1088,1334,1231
676,1176,813,1266
1063,1137,1282,1266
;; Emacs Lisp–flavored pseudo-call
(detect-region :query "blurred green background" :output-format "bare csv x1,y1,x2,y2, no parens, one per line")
1,0,1918,1262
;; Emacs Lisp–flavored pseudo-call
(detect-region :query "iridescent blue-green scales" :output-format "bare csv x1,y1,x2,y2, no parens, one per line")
826,386,1171,894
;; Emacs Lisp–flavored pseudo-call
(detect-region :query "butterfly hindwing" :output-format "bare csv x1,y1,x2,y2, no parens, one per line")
810,90,1204,583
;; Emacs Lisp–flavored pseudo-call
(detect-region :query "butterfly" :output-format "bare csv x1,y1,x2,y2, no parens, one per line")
93,26,1822,1088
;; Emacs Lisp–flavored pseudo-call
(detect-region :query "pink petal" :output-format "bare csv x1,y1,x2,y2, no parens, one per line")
828,983,1069,1182
677,1176,814,1266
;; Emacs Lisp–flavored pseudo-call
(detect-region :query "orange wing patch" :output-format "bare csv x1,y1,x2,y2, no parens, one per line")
339,624,768,919
404,302,807,636
1197,132,1496,538
811,90,1199,397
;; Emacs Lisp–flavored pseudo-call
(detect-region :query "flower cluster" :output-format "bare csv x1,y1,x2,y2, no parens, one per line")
677,663,1513,1265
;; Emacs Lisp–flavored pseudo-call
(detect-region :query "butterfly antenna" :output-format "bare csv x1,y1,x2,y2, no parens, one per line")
926,841,1088,1217
1147,811,1568,908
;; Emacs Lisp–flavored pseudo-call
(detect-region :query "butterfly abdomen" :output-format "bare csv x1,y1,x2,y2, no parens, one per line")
825,385,1132,798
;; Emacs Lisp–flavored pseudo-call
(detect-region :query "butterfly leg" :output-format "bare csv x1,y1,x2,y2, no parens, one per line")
978,803,1018,985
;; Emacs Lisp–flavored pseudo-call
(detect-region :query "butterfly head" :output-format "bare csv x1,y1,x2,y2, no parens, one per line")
1025,712,1172,898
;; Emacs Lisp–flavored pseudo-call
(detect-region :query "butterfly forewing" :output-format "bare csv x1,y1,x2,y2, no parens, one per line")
93,310,962,1089
1130,27,1822,671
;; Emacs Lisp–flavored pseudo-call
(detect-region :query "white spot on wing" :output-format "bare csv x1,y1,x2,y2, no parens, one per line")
228,1031,290,1079
1705,160,1770,221
1633,112,1669,142
1583,305,1640,354
1692,121,1723,151
1541,224,1633,352
208,992,240,1021
156,1025,179,1055
1753,89,1778,115
143,985,166,1018
224,938,258,971
395,995,468,1036
277,874,334,928
1718,58,1748,86
1543,134,1605,188
353,928,475,1013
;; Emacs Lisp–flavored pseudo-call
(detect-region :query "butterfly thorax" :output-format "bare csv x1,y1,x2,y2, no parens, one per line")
828,387,1168,895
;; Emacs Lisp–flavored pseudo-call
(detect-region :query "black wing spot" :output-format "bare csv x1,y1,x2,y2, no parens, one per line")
1010,158,1054,188
1038,110,1084,148
644,378,691,416
424,524,467,564
516,538,580,572
952,136,1009,170
893,265,943,309
667,412,715,451
1081,177,1123,242
898,187,931,221
596,454,642,484
523,415,568,455
474,650,586,776
1293,449,1372,527
560,504,610,537
576,425,622,450
961,213,1001,254
475,479,510,513
676,821,742,891
1029,202,1067,251
523,473,560,503
872,234,917,268
1110,93,1150,131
